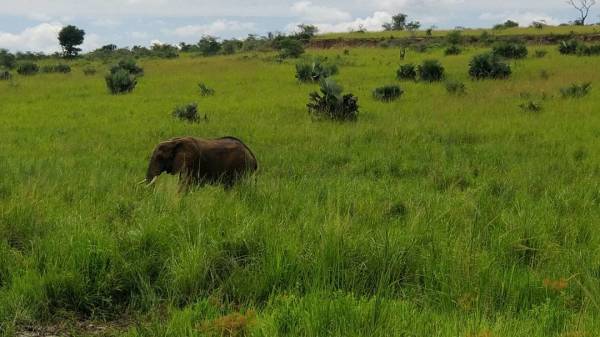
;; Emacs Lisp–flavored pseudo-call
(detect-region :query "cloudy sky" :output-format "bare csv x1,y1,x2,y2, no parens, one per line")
0,0,596,53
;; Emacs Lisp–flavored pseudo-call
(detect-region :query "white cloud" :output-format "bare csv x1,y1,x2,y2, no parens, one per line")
91,18,121,28
170,20,257,38
291,1,352,22
26,13,53,21
478,12,559,26
288,11,393,33
0,22,63,53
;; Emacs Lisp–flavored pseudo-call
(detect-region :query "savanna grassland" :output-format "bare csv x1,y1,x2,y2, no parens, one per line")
1,39,600,337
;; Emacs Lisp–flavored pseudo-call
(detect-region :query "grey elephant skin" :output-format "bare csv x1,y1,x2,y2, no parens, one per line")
144,136,258,188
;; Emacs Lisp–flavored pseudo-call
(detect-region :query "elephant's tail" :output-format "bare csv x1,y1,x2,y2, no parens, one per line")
219,136,259,172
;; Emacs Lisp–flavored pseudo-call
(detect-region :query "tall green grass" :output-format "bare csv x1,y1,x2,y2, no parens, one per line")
0,46,599,336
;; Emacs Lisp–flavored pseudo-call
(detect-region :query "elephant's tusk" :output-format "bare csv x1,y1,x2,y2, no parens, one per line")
146,176,158,187
137,179,147,185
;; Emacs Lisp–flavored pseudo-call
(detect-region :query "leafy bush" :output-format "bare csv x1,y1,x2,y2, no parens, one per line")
396,64,417,80
445,80,466,95
105,68,137,94
558,40,580,55
150,43,179,58
172,103,202,122
295,59,338,82
560,82,591,98
468,53,511,79
307,79,359,121
444,45,462,55
198,36,221,56
0,49,16,69
372,85,404,102
83,66,97,76
492,41,528,59
277,38,305,59
221,39,242,55
0,70,11,80
198,83,215,96
111,59,143,76
418,60,445,82
493,20,519,30
41,64,71,73
576,44,600,56
16,62,39,75
446,30,463,45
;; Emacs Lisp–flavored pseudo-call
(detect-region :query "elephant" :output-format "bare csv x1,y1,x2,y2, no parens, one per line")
142,136,258,189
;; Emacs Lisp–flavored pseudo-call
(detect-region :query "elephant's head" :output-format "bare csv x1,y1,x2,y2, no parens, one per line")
143,138,198,185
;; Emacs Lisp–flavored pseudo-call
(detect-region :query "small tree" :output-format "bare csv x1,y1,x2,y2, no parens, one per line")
277,38,304,58
406,21,421,32
383,13,408,31
58,25,85,58
567,0,596,25
296,24,319,42
0,49,16,69
198,36,221,56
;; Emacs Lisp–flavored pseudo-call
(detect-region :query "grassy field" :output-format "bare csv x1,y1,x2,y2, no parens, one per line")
317,25,600,40
1,43,600,337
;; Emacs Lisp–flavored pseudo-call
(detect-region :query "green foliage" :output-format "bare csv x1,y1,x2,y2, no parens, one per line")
295,58,338,82
172,103,202,122
16,62,39,75
105,68,137,94
307,78,358,121
446,30,463,45
58,25,85,58
494,20,519,30
383,13,407,31
0,70,11,80
198,36,221,56
295,24,319,43
492,41,528,59
0,49,16,69
469,53,511,79
560,82,591,98
396,63,417,80
444,45,462,55
445,80,466,95
150,43,179,58
111,59,144,76
198,82,215,96
418,60,445,82
372,85,404,102
40,64,71,74
221,39,242,55
277,38,305,59
558,39,581,55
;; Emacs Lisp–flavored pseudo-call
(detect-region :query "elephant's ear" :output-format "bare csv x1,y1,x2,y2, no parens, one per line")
171,140,197,174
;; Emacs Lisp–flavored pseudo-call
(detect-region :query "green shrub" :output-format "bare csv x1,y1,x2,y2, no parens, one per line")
16,62,39,75
295,59,338,82
111,59,143,76
277,38,305,59
0,70,11,80
446,30,463,45
372,85,404,102
576,44,600,56
445,80,466,95
198,36,221,56
418,60,445,82
560,82,591,98
469,53,511,79
396,64,417,80
0,49,16,69
492,41,528,59
198,82,215,96
172,103,201,122
558,40,580,55
41,64,71,73
307,79,358,121
105,68,137,94
150,43,179,58
444,45,462,55
83,66,97,76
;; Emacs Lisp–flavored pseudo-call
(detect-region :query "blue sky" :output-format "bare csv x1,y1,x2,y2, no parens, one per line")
0,0,597,53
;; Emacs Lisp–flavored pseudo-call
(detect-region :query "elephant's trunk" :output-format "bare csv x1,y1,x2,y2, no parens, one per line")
144,157,161,186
